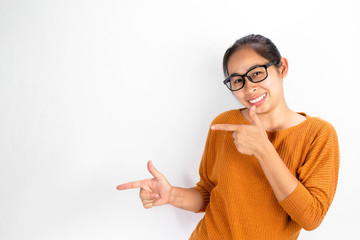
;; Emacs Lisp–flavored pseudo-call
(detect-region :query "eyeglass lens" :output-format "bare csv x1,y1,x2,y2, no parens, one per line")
228,66,268,90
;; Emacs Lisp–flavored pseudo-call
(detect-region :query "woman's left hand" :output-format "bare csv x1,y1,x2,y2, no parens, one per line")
211,106,270,157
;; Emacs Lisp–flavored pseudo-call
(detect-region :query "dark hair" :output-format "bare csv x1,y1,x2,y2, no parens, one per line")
223,34,282,77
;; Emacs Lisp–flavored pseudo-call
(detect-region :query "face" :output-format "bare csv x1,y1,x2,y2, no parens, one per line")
227,48,287,114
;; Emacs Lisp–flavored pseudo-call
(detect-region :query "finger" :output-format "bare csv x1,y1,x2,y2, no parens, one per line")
140,190,160,200
142,199,155,204
152,199,164,206
211,124,241,132
116,180,144,190
143,203,153,209
249,105,262,126
232,132,237,139
147,160,164,181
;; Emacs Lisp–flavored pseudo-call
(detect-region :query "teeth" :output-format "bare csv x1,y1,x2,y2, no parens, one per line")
249,93,266,104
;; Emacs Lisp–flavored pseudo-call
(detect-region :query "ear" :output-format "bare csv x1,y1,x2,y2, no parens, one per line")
278,57,289,79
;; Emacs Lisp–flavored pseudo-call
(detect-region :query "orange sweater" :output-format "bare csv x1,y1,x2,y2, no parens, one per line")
190,109,339,240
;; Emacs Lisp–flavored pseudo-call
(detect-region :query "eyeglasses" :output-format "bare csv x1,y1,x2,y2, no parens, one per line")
223,61,278,91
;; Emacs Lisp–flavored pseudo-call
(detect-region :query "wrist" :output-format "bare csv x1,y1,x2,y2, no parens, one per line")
255,140,274,160
169,186,178,206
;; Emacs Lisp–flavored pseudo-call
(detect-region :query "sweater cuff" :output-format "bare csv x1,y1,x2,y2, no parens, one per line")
278,182,313,218
193,186,210,213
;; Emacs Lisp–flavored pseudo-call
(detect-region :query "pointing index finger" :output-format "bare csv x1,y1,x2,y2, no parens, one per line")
116,180,144,191
211,124,241,132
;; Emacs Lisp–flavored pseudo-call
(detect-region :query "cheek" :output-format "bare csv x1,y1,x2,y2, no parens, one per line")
233,91,248,105
263,78,282,95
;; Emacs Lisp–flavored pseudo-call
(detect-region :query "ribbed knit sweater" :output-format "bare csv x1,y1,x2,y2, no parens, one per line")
190,109,339,240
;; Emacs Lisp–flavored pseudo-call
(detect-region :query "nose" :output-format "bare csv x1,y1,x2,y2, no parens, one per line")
243,77,258,94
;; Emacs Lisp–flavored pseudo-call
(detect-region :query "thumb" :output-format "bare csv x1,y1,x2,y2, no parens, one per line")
147,160,165,181
249,105,262,127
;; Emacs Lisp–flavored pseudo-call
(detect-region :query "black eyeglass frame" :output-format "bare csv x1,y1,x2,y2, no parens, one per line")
223,61,278,91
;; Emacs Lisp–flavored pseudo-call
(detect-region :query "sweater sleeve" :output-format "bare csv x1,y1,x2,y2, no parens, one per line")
194,127,215,213
279,121,340,230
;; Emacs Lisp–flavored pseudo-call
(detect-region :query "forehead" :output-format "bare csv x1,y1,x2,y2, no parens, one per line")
227,48,269,75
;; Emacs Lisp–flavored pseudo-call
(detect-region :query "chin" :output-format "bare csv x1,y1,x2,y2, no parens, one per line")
250,103,270,114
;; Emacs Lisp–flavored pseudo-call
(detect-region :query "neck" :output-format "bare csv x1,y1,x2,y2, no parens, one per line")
259,103,294,132
243,102,297,132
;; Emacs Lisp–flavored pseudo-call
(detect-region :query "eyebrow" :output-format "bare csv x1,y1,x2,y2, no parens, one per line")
229,64,263,77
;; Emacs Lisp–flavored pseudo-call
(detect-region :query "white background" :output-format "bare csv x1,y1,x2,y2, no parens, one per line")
0,0,359,239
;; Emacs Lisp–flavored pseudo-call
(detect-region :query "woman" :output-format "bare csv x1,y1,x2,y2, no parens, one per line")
117,34,340,239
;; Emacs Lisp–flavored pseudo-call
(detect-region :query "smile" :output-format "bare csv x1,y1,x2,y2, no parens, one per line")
248,93,267,104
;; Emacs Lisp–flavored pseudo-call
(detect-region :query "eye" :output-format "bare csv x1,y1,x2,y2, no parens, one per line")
253,71,262,76
249,67,266,81
231,77,243,85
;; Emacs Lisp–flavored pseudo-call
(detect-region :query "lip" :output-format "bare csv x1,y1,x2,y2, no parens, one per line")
247,92,267,106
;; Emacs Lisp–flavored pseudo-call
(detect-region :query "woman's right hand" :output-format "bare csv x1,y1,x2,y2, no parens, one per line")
116,161,172,209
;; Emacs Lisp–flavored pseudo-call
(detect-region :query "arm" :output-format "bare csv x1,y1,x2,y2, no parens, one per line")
212,106,340,230
170,187,203,212
211,107,299,201
255,131,339,231
255,142,299,201
277,123,340,230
